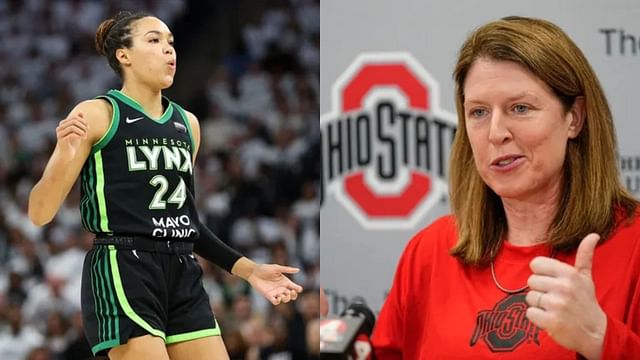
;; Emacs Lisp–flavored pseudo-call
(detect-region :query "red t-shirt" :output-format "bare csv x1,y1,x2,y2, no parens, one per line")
372,215,640,359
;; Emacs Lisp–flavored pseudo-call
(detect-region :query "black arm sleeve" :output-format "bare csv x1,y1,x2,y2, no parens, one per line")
193,221,243,273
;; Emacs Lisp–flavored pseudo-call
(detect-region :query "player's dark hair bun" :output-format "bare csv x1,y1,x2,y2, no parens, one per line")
95,18,116,56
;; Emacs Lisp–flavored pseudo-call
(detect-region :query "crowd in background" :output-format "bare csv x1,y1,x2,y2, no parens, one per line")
0,0,320,359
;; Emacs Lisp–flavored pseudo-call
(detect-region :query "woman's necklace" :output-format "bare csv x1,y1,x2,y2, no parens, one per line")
490,246,556,294
490,260,529,294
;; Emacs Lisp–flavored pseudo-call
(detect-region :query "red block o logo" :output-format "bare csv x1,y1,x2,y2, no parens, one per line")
341,64,430,112
322,52,456,229
341,62,433,219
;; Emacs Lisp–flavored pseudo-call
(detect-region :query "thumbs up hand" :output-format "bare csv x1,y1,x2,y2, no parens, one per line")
525,233,606,359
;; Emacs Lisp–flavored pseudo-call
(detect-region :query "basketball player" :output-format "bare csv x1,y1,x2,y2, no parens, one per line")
28,11,303,359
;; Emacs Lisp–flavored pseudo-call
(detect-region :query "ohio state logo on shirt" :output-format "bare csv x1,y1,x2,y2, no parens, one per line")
470,293,541,352
321,53,457,229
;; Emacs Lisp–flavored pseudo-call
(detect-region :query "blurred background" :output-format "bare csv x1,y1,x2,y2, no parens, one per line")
0,0,320,359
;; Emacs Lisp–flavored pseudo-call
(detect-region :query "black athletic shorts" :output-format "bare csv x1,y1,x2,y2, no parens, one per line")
81,236,221,356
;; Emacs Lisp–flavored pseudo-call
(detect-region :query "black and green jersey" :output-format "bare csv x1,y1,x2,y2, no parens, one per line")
80,89,200,241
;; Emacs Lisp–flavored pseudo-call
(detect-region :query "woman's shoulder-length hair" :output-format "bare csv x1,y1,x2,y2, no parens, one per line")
448,16,637,266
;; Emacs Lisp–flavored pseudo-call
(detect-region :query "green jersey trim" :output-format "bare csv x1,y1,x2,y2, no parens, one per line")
90,246,105,342
165,327,221,344
80,169,91,231
92,247,120,346
92,95,120,154
101,247,120,343
81,157,101,232
109,246,167,341
108,89,174,124
87,159,99,232
91,339,120,356
172,103,196,152
94,151,111,232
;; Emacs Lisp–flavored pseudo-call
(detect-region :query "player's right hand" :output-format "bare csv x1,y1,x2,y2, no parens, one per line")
56,112,89,160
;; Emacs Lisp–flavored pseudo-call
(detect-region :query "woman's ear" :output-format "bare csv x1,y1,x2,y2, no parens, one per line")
568,96,585,139
116,48,131,66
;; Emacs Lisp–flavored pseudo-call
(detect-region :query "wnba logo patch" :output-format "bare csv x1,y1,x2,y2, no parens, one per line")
321,53,457,229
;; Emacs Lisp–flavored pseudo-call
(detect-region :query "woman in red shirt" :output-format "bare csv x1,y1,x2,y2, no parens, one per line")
372,16,640,359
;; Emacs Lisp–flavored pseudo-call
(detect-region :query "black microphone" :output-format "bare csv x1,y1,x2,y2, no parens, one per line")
320,302,376,360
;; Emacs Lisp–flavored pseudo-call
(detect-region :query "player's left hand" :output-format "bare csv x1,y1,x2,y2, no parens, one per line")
247,264,303,305
525,233,606,360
